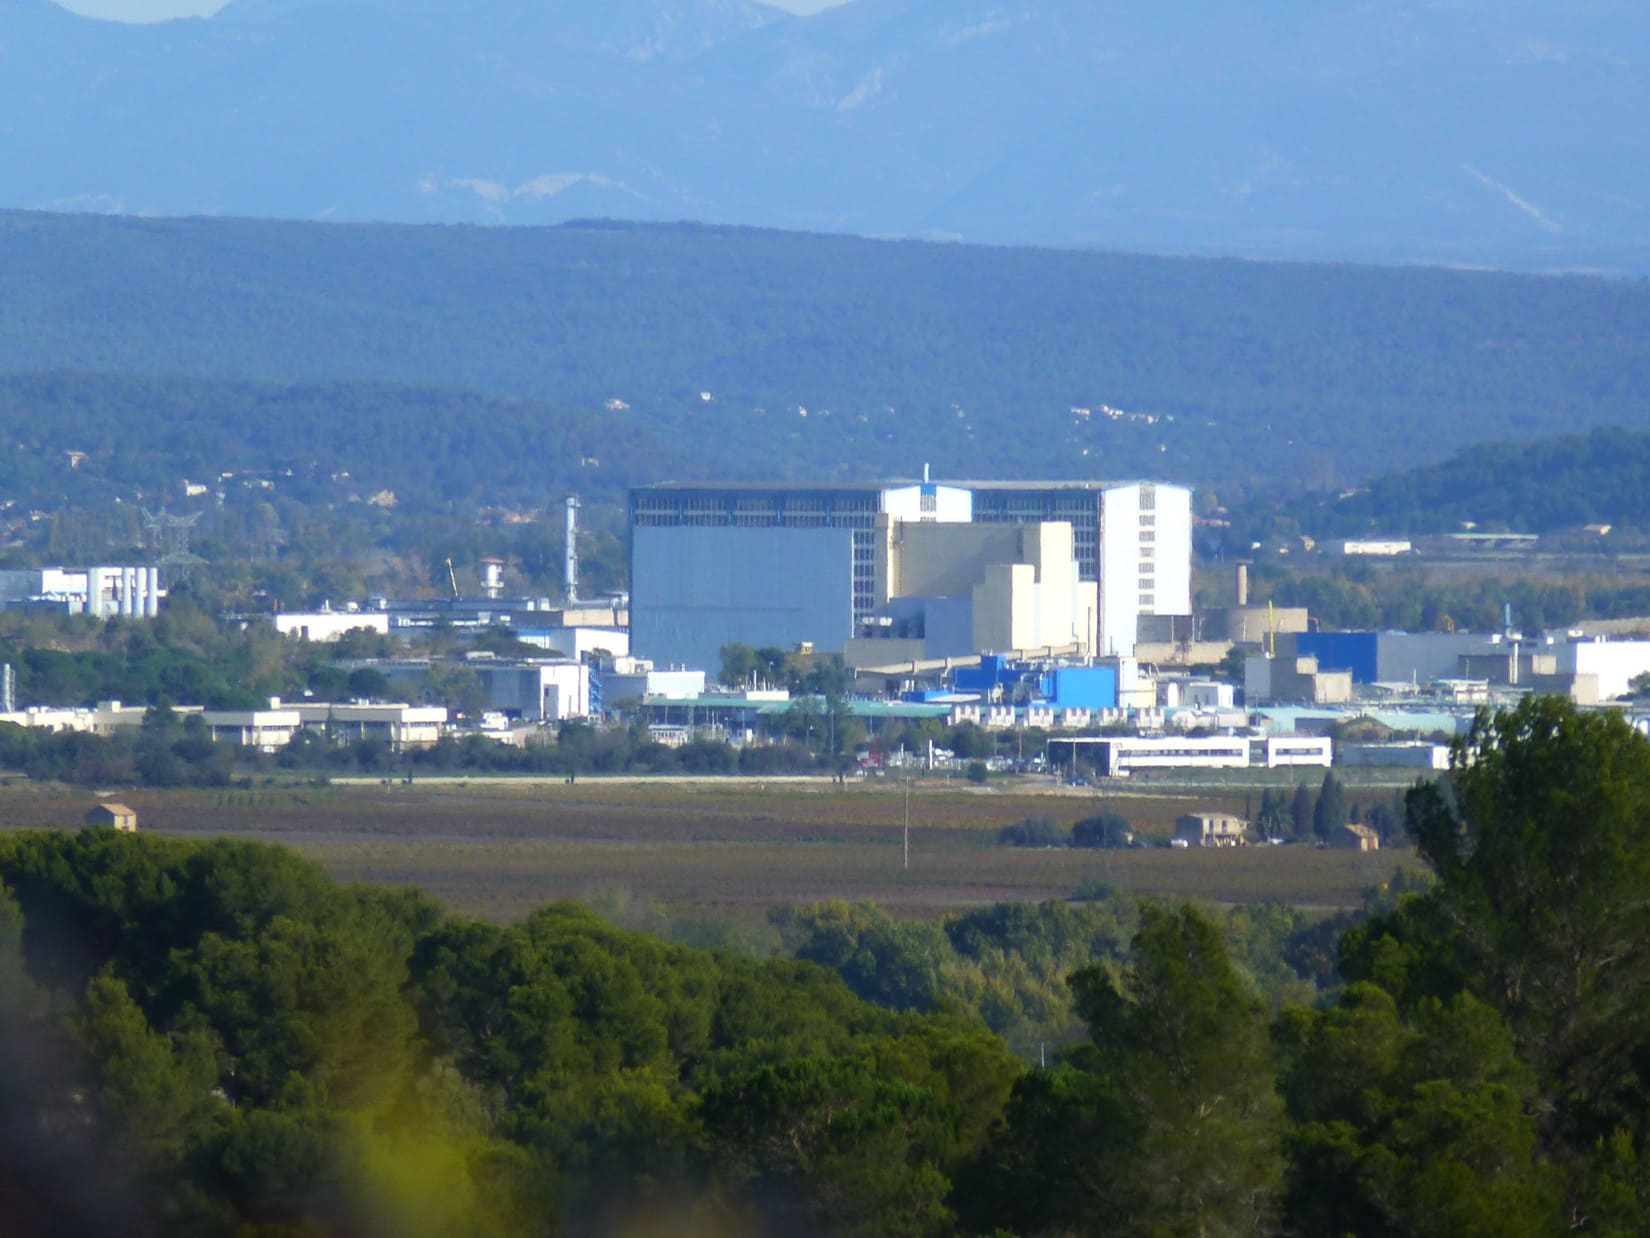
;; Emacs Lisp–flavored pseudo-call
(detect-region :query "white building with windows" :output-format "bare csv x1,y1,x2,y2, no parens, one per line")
1048,732,1332,776
629,479,1192,670
1048,734,1251,776
1096,482,1193,658
292,703,448,749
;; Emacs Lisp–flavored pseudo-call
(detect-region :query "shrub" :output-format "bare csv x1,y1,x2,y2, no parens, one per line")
1071,812,1133,849
997,818,1065,848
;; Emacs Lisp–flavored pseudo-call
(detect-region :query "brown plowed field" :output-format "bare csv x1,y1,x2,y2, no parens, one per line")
0,778,1419,922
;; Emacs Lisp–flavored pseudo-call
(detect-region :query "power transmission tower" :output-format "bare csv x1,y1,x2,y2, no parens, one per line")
142,508,206,582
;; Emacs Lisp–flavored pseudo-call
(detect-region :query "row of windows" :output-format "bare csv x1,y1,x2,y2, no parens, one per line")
632,494,877,528
1115,749,1247,764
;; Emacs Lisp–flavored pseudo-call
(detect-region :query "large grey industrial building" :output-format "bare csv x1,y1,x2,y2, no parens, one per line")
629,479,1192,672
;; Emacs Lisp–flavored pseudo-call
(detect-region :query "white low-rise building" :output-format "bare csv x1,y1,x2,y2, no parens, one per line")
203,706,303,752
1555,638,1650,702
1,701,175,735
1253,735,1335,769
0,566,163,617
292,702,447,749
275,611,391,643
1340,540,1413,556
601,666,708,709
1160,678,1236,709
1050,732,1333,775
1049,734,1251,776
470,659,593,721
515,625,630,660
1339,742,1451,770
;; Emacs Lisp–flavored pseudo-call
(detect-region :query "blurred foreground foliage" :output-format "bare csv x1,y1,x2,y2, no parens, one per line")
3,698,1650,1234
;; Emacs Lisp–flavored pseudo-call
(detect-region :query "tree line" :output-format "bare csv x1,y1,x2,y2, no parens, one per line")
1242,561,1650,635
4,696,1650,1233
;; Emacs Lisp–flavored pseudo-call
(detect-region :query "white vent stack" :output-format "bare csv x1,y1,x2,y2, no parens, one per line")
564,494,580,605
480,557,505,601
71,566,160,619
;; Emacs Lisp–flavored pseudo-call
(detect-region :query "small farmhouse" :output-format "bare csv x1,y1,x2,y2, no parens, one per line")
85,801,137,833
1173,812,1249,848
1335,822,1381,852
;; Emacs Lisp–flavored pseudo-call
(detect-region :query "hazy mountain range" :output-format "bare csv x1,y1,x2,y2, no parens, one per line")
4,0,1647,270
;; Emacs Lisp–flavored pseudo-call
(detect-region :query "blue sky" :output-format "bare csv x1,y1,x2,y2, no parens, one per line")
56,0,844,18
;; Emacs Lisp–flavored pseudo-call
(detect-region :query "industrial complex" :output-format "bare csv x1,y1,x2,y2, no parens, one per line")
628,478,1191,671
9,474,1650,783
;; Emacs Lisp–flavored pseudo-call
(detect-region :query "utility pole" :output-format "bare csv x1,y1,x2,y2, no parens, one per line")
903,774,911,871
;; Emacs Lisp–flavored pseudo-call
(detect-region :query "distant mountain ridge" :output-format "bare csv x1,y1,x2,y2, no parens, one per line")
5,0,1647,269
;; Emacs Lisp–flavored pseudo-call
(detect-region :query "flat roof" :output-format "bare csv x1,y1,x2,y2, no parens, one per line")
633,480,914,493
632,478,1185,493
638,696,952,720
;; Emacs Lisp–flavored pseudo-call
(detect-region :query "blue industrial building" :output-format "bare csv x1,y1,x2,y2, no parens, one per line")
1041,665,1118,710
1292,632,1380,683
952,656,1040,696
948,656,1119,710
1292,631,1498,686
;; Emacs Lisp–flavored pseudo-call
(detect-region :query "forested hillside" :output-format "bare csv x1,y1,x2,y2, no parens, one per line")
0,373,663,509
5,699,1650,1235
5,212,1650,486
1270,427,1650,540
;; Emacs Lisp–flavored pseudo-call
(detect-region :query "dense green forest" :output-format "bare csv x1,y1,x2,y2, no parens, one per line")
4,698,1650,1235
0,373,662,512
5,212,1650,486
1251,427,1650,542
1245,562,1650,634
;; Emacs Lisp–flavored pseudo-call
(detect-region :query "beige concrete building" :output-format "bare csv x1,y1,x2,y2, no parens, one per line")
1245,654,1354,705
1210,605,1310,644
857,516,1098,660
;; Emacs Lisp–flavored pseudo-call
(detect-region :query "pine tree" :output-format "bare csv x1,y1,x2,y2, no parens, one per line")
1313,772,1349,843
1291,782,1316,840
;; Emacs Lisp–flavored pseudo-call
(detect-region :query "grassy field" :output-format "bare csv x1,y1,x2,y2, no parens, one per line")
0,777,1422,923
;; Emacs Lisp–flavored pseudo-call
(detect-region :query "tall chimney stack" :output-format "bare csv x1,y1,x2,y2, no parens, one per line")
564,495,580,605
